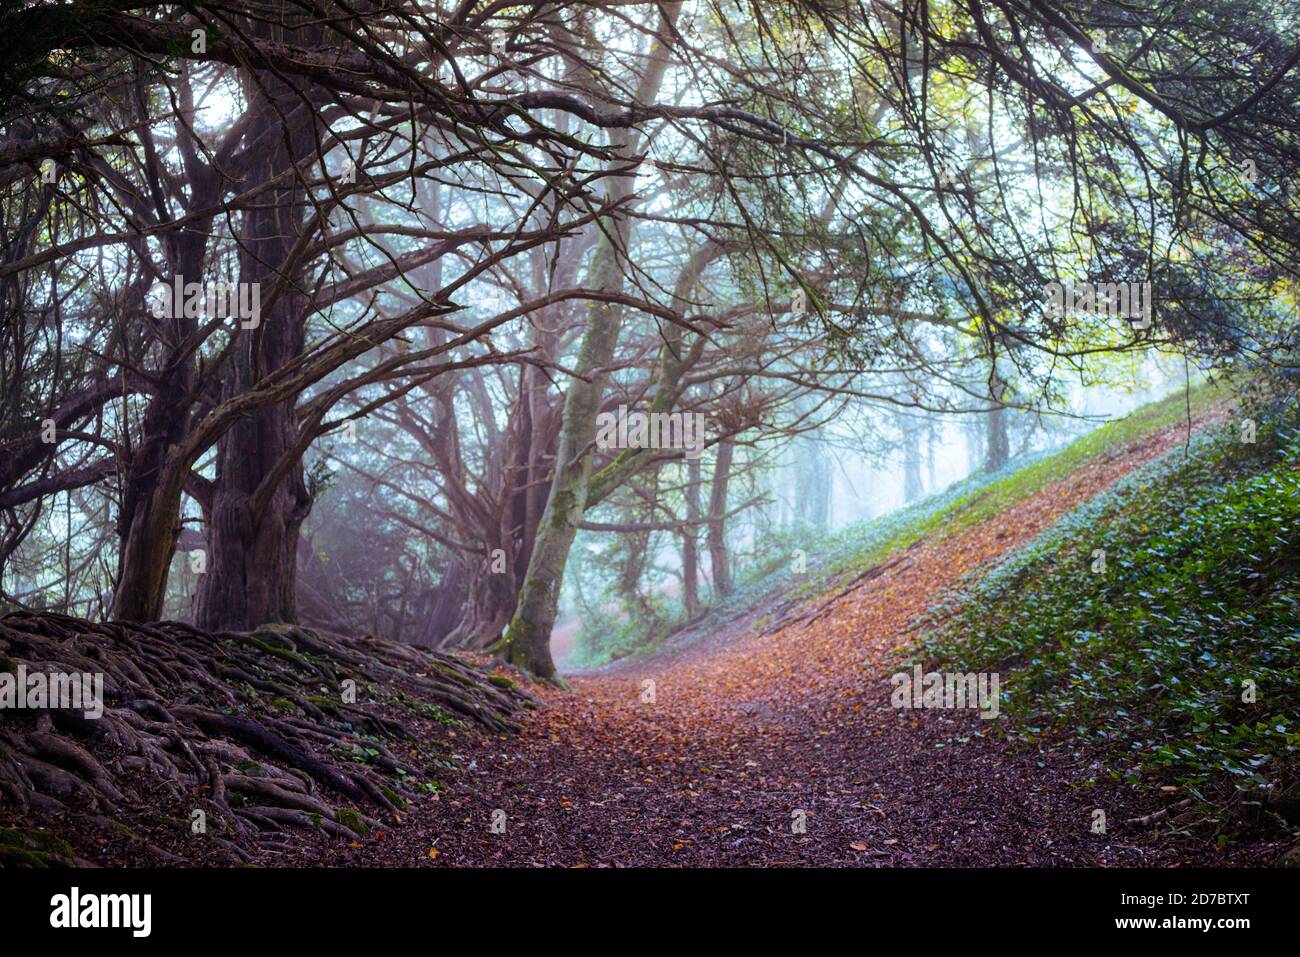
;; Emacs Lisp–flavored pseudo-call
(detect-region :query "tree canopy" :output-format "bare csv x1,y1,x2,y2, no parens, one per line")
1,0,1296,678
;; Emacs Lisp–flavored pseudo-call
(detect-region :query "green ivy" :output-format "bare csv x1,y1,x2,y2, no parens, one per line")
921,400,1300,809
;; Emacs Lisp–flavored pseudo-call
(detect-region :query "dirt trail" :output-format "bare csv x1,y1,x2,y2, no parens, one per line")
305,409,1265,867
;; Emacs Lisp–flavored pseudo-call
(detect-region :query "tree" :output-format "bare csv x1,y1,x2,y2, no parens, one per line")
2,0,1296,683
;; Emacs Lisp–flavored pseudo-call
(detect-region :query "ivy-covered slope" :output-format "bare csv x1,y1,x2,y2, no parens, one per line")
919,393,1299,829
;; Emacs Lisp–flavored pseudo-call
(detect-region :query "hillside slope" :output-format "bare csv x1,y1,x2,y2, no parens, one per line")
302,387,1293,867
570,384,1226,671
921,392,1299,840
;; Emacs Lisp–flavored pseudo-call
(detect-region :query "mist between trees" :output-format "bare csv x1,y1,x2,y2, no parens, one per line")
1,1,1296,682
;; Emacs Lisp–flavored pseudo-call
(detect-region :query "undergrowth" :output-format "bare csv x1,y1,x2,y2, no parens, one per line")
919,389,1299,825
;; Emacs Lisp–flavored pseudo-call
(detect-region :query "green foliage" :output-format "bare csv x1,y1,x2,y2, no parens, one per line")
921,397,1300,809
569,586,678,668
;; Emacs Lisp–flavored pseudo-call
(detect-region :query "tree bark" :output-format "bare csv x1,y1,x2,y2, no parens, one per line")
502,248,628,679
680,457,702,619
810,444,832,527
195,338,313,630
193,14,319,631
900,411,924,502
706,438,734,598
110,444,189,622
985,371,1011,473
110,94,217,622
502,3,681,681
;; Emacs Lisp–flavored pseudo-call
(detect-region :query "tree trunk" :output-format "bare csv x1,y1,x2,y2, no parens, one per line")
810,444,832,527
110,446,189,622
681,457,702,619
502,254,628,680
501,2,681,680
985,371,1011,473
110,142,216,622
706,438,734,598
417,561,467,647
926,416,937,490
193,16,318,631
900,411,924,502
195,393,312,631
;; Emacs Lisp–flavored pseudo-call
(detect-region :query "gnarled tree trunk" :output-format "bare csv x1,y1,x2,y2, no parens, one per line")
502,246,629,680
110,151,216,622
193,14,319,631
110,443,189,622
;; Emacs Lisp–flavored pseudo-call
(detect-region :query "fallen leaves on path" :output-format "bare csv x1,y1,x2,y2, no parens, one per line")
299,409,1268,868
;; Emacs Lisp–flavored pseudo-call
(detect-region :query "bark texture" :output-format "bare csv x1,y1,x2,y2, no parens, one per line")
502,3,682,679
193,12,320,631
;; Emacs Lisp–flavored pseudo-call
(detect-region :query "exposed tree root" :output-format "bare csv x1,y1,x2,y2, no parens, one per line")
1124,799,1196,827
0,611,535,865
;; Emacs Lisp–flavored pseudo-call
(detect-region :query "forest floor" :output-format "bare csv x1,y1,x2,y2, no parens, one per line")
299,404,1286,867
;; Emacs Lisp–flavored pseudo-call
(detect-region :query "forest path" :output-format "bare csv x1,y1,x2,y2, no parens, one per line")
317,411,1243,866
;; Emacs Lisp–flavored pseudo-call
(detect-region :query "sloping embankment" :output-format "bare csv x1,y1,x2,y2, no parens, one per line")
0,613,534,866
